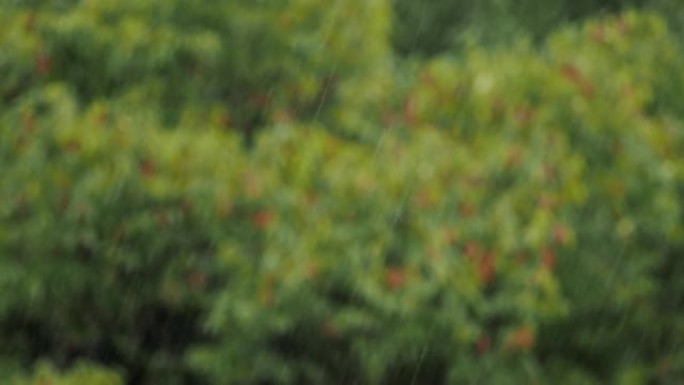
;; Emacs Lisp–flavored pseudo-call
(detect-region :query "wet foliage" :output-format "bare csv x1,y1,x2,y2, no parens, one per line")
1,1,684,384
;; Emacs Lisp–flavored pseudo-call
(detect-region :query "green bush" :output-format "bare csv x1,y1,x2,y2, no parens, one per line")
0,87,244,383
192,12,684,384
391,11,684,383
1,4,684,385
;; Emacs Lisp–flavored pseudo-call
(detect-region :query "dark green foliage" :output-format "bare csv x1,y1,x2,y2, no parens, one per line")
391,0,660,56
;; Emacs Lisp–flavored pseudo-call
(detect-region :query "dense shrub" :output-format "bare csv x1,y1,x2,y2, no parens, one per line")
0,88,244,383
1,3,683,385
184,12,684,384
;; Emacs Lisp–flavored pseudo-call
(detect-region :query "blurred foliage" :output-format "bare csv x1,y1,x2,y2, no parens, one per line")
0,1,684,385
390,0,684,56
10,361,123,385
0,0,391,143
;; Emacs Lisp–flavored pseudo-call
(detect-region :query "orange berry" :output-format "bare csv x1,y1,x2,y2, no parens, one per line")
476,333,491,354
385,268,405,291
541,247,556,270
252,210,274,229
506,326,535,351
